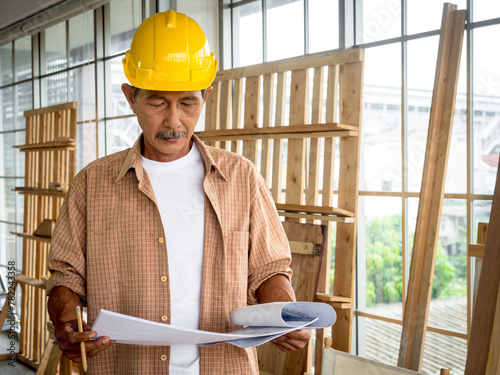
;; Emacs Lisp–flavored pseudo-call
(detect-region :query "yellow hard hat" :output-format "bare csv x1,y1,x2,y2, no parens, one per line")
123,9,218,91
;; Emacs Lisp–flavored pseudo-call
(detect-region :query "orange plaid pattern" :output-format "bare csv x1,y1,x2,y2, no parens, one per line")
47,134,292,374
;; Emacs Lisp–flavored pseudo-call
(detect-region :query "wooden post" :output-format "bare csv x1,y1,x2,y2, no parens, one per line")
398,3,466,371
464,166,500,375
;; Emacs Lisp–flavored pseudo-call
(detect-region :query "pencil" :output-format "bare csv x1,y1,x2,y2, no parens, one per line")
76,306,87,372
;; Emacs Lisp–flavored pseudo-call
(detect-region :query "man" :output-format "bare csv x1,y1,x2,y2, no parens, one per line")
47,9,310,374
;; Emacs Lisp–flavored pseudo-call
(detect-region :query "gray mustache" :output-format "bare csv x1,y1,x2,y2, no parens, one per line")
156,131,187,139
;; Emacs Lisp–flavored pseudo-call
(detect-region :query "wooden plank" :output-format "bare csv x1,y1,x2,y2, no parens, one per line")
11,232,52,244
315,64,341,374
198,130,355,142
196,122,357,138
204,81,221,147
271,72,286,203
465,167,500,375
231,78,243,154
215,49,364,81
219,80,232,151
467,244,484,258
285,69,309,221
276,203,353,217
289,241,319,256
330,58,364,355
306,67,324,216
278,211,355,223
260,73,275,183
242,76,261,163
23,101,77,118
398,4,466,371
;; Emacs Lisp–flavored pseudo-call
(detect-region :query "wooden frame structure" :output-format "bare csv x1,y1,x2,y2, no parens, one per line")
198,48,364,372
464,166,500,375
0,102,77,369
397,3,466,372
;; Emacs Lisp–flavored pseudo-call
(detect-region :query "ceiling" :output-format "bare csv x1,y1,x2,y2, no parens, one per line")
0,0,65,32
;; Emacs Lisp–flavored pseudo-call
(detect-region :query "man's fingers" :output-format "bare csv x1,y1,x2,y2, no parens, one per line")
271,329,311,351
87,337,114,357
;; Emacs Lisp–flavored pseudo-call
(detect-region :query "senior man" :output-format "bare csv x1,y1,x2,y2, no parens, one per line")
47,9,309,374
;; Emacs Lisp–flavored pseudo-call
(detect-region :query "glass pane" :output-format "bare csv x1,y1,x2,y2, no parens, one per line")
232,1,263,67
422,331,466,374
105,117,141,155
473,26,500,195
0,132,15,176
69,11,95,67
14,36,32,82
158,0,172,12
473,0,500,22
407,0,467,36
428,199,467,328
0,42,13,85
407,36,438,192
77,122,97,172
356,0,401,44
362,43,401,192
359,196,403,312
445,37,467,194
44,22,67,73
105,56,132,117
42,72,68,107
0,223,22,272
106,0,142,56
358,316,402,366
0,178,16,223
471,199,491,309
15,81,33,130
0,86,14,131
69,65,96,122
15,131,25,177
308,0,339,53
267,0,304,61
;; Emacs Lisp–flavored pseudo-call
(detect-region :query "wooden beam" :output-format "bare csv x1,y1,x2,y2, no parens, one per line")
464,167,500,375
285,69,308,221
242,76,261,163
214,49,363,81
398,3,466,371
195,122,358,138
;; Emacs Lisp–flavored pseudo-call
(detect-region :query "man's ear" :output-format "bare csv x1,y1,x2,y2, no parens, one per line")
121,83,137,113
203,86,214,103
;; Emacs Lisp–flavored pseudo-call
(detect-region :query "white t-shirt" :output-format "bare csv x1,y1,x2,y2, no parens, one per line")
141,144,205,374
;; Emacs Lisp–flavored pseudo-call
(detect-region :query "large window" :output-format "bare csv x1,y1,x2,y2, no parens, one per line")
225,1,499,374
0,0,172,329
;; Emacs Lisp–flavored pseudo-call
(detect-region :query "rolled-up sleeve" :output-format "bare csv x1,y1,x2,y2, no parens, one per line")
247,168,292,305
46,170,88,303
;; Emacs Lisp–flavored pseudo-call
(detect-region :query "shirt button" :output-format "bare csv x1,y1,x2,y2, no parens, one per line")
159,237,164,243
161,315,168,322
161,354,167,361
160,276,167,282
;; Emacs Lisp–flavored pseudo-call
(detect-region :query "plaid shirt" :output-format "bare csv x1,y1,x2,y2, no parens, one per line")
47,134,292,374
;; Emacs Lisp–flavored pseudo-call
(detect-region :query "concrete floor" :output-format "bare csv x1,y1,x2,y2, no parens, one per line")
0,330,35,374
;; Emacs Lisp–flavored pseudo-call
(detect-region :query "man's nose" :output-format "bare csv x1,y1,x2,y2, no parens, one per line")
162,106,181,128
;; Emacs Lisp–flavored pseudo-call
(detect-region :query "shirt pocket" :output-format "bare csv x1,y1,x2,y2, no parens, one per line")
224,231,249,303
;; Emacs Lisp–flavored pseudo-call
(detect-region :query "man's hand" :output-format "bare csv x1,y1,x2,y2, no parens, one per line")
256,274,312,352
48,286,114,362
53,318,113,362
271,329,311,352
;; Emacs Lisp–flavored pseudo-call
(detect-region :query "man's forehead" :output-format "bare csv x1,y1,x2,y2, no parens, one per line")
144,90,202,101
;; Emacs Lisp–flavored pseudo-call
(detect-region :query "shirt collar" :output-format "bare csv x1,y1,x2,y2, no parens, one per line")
114,133,227,184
